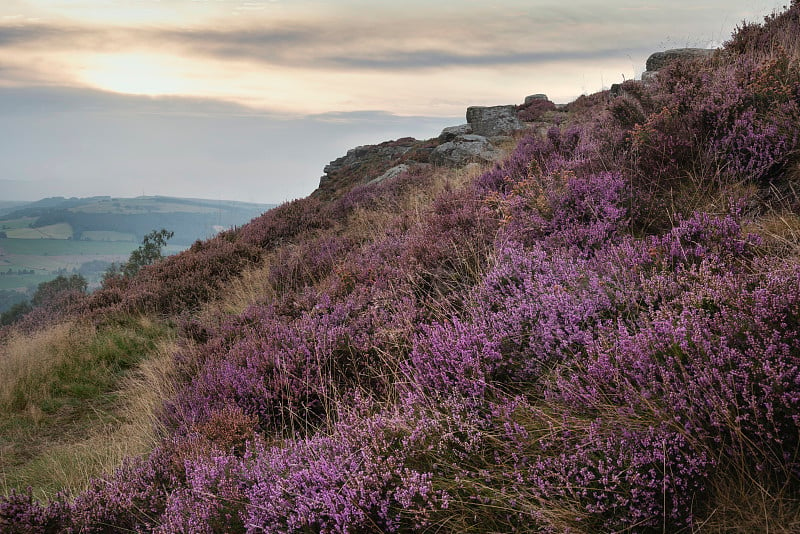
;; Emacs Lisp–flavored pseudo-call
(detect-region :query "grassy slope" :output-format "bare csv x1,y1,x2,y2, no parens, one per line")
0,317,175,500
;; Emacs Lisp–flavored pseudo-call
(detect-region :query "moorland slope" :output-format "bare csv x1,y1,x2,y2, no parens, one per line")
3,4,800,532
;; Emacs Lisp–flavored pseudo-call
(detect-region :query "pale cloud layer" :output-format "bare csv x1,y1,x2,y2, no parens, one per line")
0,0,788,203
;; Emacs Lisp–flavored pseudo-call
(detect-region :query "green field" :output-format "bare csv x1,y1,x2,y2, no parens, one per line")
73,198,219,215
81,231,137,242
0,195,271,293
0,217,37,231
0,239,187,290
0,239,136,256
6,223,73,240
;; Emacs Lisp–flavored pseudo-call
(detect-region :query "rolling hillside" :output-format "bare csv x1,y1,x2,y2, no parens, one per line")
2,5,800,532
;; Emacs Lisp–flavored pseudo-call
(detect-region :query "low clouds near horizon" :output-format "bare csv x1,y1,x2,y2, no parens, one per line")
0,0,788,203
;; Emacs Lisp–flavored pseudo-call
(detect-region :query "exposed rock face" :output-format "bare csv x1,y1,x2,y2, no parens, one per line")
431,134,502,167
641,70,659,83
367,164,410,185
466,105,526,137
645,48,715,72
314,138,418,200
312,99,545,198
439,124,473,141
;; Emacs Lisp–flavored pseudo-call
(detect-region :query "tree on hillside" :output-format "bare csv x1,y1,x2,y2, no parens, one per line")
104,228,174,281
0,274,87,325
123,228,174,277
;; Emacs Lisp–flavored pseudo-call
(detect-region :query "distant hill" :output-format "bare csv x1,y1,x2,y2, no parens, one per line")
1,196,273,245
0,201,30,218
0,195,274,295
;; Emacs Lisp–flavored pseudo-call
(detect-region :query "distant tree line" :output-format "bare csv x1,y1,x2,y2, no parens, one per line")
0,289,30,315
1,269,36,276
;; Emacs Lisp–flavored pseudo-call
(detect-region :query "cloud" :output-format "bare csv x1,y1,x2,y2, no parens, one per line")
0,85,291,117
0,22,100,48
0,10,652,75
0,0,778,84
315,47,655,71
0,85,457,203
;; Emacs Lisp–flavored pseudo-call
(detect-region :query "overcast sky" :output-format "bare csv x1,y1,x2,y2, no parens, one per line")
0,0,788,204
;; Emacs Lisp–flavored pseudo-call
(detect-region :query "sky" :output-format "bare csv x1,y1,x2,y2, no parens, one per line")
0,0,789,204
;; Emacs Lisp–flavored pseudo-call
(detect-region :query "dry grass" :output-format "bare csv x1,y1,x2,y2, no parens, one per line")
750,210,800,256
1,340,179,499
0,322,86,414
201,160,497,323
0,317,176,500
748,179,800,257
695,464,800,533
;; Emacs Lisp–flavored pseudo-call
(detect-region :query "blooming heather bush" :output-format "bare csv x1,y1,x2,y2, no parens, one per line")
399,185,499,315
656,211,762,268
0,489,69,533
489,170,627,252
626,41,800,196
476,243,612,382
404,318,502,404
237,197,330,249
241,414,441,533
529,421,710,530
552,262,800,468
66,445,179,532
476,125,591,195
166,286,414,437
85,235,261,316
267,235,355,294
158,454,246,534
335,166,435,216
725,2,800,55
516,97,557,122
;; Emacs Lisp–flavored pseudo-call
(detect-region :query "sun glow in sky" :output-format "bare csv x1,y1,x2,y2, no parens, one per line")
0,0,790,203
78,53,196,96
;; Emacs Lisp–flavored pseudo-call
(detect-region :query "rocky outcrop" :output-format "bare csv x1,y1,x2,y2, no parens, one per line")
641,48,715,81
646,48,715,71
524,94,549,105
439,124,473,141
312,96,570,197
310,47,721,199
314,138,418,200
466,105,526,137
431,134,502,167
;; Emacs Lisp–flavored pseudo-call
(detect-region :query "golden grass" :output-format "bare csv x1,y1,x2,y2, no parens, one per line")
695,465,800,533
0,321,86,414
0,318,177,500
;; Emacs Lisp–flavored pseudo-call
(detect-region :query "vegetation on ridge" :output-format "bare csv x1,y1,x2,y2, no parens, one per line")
3,3,800,532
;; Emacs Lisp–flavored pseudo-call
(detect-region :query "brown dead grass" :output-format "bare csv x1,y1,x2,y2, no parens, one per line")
695,465,800,533
1,320,177,500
